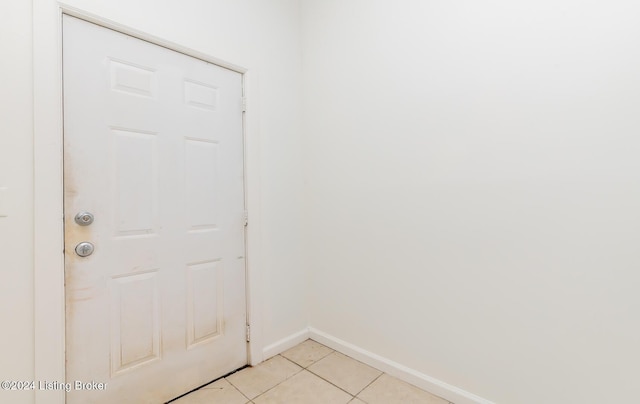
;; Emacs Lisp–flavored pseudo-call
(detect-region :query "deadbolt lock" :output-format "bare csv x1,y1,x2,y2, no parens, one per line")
75,211,95,226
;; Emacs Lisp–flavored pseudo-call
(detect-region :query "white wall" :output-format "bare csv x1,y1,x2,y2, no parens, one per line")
2,2,305,403
302,1,640,403
0,0,35,403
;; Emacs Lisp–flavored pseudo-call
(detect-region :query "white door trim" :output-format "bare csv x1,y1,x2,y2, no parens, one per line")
33,4,265,403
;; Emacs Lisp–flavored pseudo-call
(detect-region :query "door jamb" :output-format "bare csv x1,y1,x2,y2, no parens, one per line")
33,4,264,403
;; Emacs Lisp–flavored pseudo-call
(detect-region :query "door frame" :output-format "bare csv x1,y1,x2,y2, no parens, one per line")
33,4,265,404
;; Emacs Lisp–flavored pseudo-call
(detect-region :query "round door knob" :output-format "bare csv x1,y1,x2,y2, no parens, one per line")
75,242,95,257
75,211,95,226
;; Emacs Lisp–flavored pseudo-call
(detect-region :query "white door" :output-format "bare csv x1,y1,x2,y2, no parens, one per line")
63,16,247,403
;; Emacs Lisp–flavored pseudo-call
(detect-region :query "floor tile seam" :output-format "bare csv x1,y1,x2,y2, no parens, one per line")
224,376,249,398
304,353,384,398
352,371,383,400
273,354,305,376
279,353,310,369
252,366,356,401
307,347,336,365
220,365,259,399
166,375,230,403
312,351,383,380
200,380,246,398
247,359,306,401
304,366,362,398
224,379,253,403
225,357,303,400
356,373,452,404
281,347,335,369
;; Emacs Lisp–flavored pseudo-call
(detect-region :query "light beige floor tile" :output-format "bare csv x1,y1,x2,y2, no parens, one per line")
253,370,352,404
226,355,301,399
308,352,382,395
357,374,448,404
349,398,367,404
281,339,334,368
172,378,248,404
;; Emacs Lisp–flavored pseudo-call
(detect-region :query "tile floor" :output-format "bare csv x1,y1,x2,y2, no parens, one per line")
171,339,453,404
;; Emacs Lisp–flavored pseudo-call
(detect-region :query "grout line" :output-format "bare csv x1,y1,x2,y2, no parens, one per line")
304,350,383,399
353,372,383,398
280,341,335,369
220,368,254,402
301,368,356,399
279,348,368,400
305,345,336,367
279,353,309,369
228,380,252,403
309,350,337,366
303,363,362,399
247,355,305,401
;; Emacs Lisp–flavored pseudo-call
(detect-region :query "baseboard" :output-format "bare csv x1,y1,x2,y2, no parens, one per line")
262,328,310,360
308,327,495,404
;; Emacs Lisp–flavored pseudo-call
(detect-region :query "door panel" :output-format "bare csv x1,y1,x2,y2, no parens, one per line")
63,15,246,403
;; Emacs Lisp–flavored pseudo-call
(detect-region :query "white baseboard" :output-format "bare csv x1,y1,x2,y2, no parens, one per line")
308,327,495,404
262,328,310,360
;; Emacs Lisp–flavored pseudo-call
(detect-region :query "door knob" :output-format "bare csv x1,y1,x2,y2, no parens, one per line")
75,211,94,226
75,242,95,257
